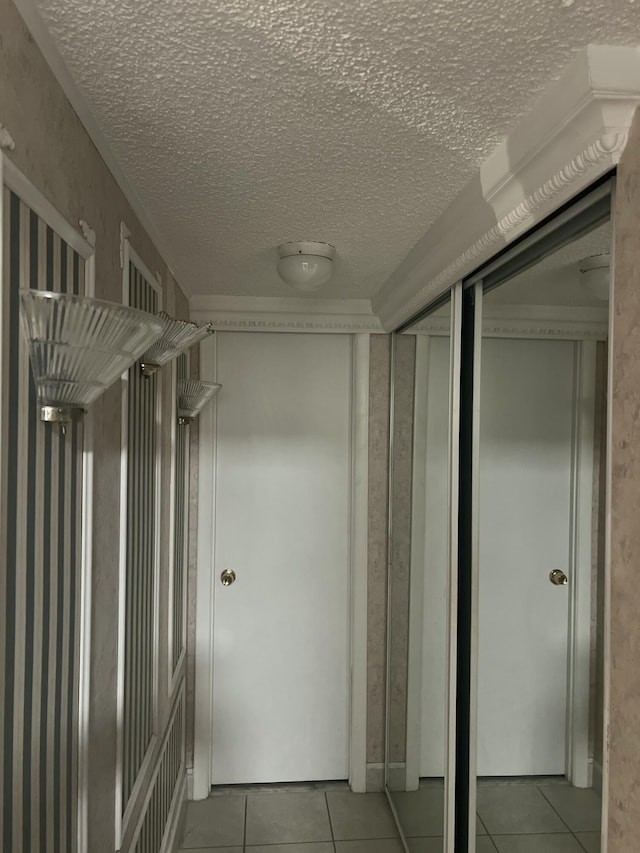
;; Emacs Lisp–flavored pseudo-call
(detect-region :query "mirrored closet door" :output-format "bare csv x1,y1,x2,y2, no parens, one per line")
466,187,611,853
385,291,461,853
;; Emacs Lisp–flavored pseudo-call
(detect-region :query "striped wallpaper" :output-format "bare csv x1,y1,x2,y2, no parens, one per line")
121,262,161,819
0,189,85,852
132,688,185,853
170,354,189,680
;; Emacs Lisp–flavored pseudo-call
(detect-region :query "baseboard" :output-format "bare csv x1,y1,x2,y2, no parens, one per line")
385,763,410,792
186,767,195,800
366,763,385,792
592,760,603,796
161,770,187,853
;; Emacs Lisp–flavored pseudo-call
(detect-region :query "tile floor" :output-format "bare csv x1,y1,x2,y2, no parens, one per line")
178,781,601,853
179,787,402,853
393,780,601,853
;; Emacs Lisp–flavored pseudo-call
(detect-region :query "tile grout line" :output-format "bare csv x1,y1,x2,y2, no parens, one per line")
572,831,593,853
324,791,337,853
535,783,584,837
483,825,499,852
243,793,248,852
479,784,597,851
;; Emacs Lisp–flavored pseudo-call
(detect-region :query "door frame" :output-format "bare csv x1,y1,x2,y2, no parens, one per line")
566,340,598,787
191,331,371,799
403,320,599,791
463,324,599,793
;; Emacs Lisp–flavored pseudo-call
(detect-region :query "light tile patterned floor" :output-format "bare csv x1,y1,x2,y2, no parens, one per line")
178,782,601,853
180,789,402,853
395,781,601,853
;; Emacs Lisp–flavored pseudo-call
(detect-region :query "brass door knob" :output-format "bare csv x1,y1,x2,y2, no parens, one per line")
549,569,568,586
221,569,236,587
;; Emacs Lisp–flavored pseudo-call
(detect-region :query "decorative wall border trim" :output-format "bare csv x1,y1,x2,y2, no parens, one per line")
373,45,640,331
2,154,95,258
0,123,15,150
190,295,384,334
411,305,609,341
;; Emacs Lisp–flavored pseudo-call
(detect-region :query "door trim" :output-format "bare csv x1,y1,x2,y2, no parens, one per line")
349,334,370,793
404,334,430,791
465,282,483,853
566,341,598,787
192,332,370,799
192,333,218,800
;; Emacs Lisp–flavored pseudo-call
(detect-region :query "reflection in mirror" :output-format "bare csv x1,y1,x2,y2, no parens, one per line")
386,297,452,851
473,220,609,851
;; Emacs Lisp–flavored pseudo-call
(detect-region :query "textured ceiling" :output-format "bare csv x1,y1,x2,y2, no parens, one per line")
33,0,640,300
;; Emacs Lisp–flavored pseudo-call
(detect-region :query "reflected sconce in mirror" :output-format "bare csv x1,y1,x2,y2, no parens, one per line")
176,379,222,426
139,312,214,377
19,289,164,427
579,253,610,301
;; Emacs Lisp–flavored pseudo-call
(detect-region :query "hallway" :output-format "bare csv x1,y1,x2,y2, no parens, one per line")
3,0,640,850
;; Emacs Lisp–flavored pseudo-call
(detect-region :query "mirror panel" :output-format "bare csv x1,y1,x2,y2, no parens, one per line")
471,220,610,852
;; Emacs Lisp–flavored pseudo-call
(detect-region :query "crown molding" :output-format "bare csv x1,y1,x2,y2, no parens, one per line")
13,0,183,287
189,295,384,333
373,45,640,331
410,304,608,340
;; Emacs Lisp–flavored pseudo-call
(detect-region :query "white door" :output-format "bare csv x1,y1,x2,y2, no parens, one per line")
211,332,352,784
476,338,575,777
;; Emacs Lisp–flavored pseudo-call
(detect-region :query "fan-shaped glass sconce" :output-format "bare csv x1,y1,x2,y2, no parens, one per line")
19,289,164,425
177,379,222,425
139,313,214,376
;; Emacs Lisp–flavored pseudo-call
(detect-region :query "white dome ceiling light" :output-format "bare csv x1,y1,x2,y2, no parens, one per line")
578,253,610,301
277,242,336,292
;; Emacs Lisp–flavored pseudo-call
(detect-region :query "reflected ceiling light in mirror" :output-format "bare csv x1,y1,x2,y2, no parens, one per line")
140,312,214,376
177,379,222,425
19,289,164,426
277,241,335,292
579,253,610,301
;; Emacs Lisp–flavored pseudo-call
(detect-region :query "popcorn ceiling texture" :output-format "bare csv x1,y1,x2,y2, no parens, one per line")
34,0,640,300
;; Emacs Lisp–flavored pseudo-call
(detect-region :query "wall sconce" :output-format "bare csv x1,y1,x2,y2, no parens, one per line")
139,313,214,377
19,289,164,426
177,379,222,426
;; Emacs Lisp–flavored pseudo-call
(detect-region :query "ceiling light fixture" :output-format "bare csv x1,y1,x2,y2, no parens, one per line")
578,253,610,301
277,241,335,292
177,379,222,426
19,289,164,426
139,312,214,376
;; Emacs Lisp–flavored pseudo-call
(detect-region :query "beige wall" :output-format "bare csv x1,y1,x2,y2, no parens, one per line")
0,0,190,850
608,108,640,852
590,342,607,774
387,334,416,767
366,334,391,784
